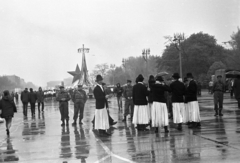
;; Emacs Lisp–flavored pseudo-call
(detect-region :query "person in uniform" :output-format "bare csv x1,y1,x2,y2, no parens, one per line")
151,76,171,133
212,75,225,116
72,84,87,125
170,73,185,130
185,73,201,128
56,86,71,126
114,83,124,111
122,80,134,121
132,74,149,131
93,75,111,136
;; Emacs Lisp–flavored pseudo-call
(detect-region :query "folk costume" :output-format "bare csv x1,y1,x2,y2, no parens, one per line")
132,74,150,131
72,85,87,125
185,73,201,128
212,75,225,116
93,75,111,136
56,86,71,126
151,76,170,133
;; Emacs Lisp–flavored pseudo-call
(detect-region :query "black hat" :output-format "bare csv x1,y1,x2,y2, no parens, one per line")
186,73,193,78
217,75,222,78
95,75,103,82
156,76,164,82
137,74,144,82
172,73,180,79
127,80,132,83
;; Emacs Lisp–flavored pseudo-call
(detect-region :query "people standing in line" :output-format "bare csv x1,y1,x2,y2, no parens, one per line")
132,74,150,131
148,75,155,125
151,76,170,133
122,80,134,122
15,92,19,103
72,84,87,125
233,75,240,108
114,83,124,111
28,88,37,117
0,90,17,136
93,75,111,136
36,87,45,113
56,86,71,126
21,88,29,117
170,73,186,131
212,75,225,116
185,73,201,128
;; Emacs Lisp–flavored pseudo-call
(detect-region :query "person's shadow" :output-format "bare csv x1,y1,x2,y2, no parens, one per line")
60,126,72,159
74,126,89,163
0,138,19,162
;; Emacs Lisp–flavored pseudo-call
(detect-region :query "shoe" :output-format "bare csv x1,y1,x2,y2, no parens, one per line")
6,129,10,136
72,122,77,126
155,127,158,133
219,110,223,116
164,126,169,133
79,121,83,125
111,121,117,126
214,110,218,116
177,124,182,131
103,132,111,136
61,121,65,126
122,118,126,122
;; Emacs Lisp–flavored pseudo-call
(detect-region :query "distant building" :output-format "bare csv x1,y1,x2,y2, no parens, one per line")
63,77,73,87
47,81,62,88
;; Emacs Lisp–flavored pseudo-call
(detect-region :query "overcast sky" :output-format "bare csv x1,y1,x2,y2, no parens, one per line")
0,0,239,86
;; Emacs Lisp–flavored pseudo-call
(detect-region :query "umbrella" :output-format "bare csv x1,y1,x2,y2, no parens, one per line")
156,72,169,77
225,70,240,78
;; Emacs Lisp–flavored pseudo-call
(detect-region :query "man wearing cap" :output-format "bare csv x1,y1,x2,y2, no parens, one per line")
212,75,225,116
93,75,111,136
56,86,71,126
170,73,185,130
185,73,201,128
72,84,87,125
122,80,134,121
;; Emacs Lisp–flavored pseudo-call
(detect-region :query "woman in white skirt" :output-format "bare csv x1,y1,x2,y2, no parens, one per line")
170,73,186,130
93,75,111,136
151,76,171,133
185,73,201,128
132,74,150,131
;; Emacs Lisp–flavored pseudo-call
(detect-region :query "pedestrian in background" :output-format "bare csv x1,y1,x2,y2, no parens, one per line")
15,92,19,103
114,83,123,111
148,75,155,125
212,75,225,116
29,88,37,117
233,75,240,108
36,87,45,113
56,86,71,126
0,90,17,136
72,84,87,125
122,79,134,122
21,88,29,117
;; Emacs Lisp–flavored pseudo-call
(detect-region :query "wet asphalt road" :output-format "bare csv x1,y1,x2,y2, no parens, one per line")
0,90,240,163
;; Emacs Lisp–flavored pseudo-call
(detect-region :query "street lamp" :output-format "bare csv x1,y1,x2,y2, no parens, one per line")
142,48,150,76
173,34,184,79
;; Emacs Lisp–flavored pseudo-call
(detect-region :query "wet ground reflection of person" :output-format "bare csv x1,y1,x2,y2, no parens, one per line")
0,138,19,162
74,126,89,163
124,125,137,162
60,126,72,159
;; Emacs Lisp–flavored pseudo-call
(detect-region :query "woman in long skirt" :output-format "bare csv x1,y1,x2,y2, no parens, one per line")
0,90,17,136
151,76,171,133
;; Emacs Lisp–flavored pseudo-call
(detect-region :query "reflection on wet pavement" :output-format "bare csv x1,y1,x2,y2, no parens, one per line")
1,91,240,162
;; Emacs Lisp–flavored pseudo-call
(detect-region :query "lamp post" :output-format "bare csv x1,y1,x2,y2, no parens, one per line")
173,34,184,79
142,48,150,76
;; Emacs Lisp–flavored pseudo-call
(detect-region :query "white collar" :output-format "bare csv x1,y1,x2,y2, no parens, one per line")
97,84,104,91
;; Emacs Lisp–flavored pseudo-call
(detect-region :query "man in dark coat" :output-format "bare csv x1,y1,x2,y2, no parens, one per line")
36,87,45,113
28,88,37,117
56,86,71,126
93,75,111,136
233,75,240,108
185,73,201,128
170,73,185,130
21,88,29,117
72,84,88,125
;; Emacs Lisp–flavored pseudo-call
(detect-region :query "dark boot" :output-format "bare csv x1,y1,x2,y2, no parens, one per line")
6,129,10,136
122,116,127,122
79,119,83,124
177,123,182,131
188,122,196,128
214,109,218,116
102,130,111,136
219,109,223,116
155,127,159,133
61,120,65,126
196,122,201,128
164,126,169,133
72,120,77,126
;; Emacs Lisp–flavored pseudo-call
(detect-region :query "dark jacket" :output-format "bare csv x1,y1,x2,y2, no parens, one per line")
212,81,225,93
233,78,240,100
72,89,87,103
114,86,124,97
152,83,171,103
132,83,148,105
170,80,185,103
56,91,71,103
148,79,155,103
185,80,198,102
94,85,107,109
29,91,37,103
0,96,17,118
123,85,133,99
21,90,29,103
36,91,45,103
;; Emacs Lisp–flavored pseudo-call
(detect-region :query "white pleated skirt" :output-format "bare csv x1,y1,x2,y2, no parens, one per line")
94,108,110,130
183,103,190,123
148,103,153,120
151,102,169,127
132,105,150,125
188,101,201,122
172,103,185,124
